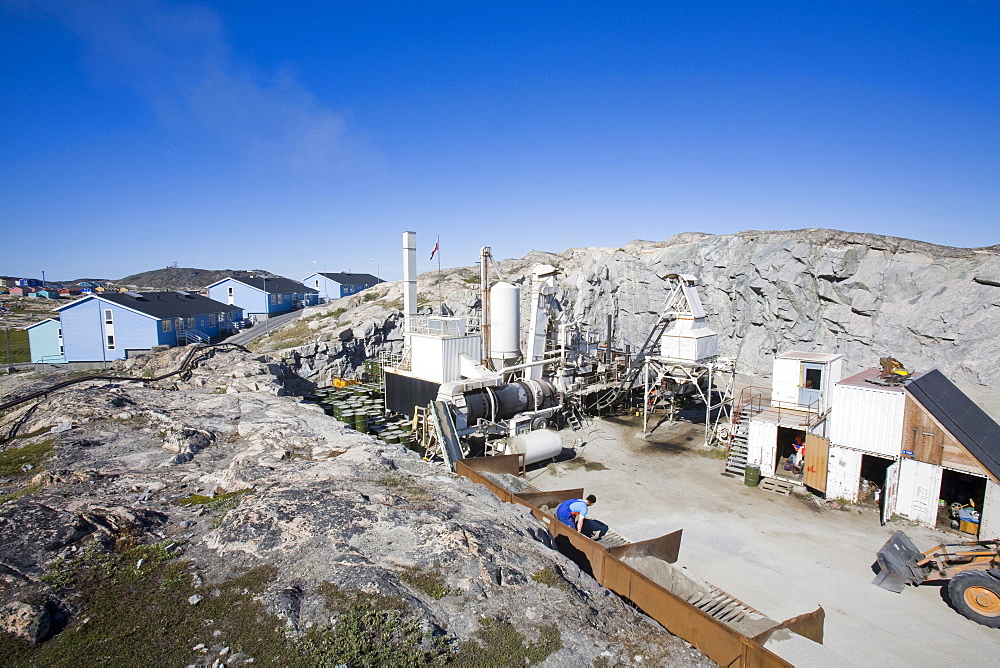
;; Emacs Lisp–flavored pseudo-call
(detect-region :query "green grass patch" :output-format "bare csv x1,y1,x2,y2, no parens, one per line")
173,488,251,509
697,446,729,460
0,439,54,477
362,292,378,302
301,583,449,666
0,328,29,363
0,541,291,666
375,475,436,509
399,564,460,600
529,566,563,588
453,618,562,667
3,425,55,443
0,482,42,506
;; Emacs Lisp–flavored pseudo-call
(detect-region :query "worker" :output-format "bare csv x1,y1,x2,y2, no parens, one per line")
792,434,806,474
556,495,597,532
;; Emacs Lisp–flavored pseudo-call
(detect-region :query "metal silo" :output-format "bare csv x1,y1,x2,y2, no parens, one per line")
489,282,521,369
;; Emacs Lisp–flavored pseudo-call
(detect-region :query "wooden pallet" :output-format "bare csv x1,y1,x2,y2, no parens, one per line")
760,477,794,496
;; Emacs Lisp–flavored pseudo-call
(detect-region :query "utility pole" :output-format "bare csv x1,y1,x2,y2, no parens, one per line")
0,304,10,364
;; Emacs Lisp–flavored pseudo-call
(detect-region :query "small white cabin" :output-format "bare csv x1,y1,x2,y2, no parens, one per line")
770,351,842,414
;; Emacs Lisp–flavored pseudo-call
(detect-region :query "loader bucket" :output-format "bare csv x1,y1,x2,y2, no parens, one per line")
871,531,927,593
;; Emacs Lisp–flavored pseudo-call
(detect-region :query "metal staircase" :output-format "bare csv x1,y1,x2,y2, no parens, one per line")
177,329,210,345
724,417,749,477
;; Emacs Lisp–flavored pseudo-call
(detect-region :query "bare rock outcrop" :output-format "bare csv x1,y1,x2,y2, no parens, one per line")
0,348,709,665
267,229,1000,403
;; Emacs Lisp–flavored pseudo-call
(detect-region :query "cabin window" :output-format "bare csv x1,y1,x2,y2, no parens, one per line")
161,320,172,332
106,334,115,349
104,309,113,324
803,367,822,389
228,287,234,296
186,318,194,329
208,314,216,326
269,294,277,305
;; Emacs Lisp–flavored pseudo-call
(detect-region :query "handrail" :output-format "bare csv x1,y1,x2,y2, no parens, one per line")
0,342,250,416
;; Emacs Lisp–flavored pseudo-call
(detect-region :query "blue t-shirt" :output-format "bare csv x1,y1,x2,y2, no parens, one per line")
568,500,589,518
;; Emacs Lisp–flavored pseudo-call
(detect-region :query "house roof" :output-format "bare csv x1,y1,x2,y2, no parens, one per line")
837,367,926,392
207,276,317,294
58,292,241,320
318,272,381,284
26,318,59,330
775,351,843,362
905,369,1000,480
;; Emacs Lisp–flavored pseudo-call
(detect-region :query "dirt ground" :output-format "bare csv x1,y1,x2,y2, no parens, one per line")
530,414,1000,667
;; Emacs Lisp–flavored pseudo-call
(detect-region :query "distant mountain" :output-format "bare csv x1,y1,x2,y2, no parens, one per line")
117,267,276,291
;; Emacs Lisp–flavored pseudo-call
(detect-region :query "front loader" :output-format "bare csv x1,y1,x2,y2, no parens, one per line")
872,531,1000,627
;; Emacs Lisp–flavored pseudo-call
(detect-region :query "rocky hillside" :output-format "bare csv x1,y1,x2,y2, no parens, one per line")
0,347,709,666
118,267,275,291
256,229,1000,401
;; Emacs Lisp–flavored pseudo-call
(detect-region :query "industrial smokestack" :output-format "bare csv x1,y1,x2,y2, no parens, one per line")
402,231,417,334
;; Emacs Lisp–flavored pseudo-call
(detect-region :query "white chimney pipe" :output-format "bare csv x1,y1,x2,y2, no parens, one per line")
402,231,417,334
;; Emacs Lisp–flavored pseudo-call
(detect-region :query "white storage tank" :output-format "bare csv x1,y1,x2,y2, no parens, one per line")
504,429,563,465
490,282,521,367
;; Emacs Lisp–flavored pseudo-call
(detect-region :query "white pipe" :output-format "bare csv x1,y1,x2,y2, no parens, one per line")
402,231,417,335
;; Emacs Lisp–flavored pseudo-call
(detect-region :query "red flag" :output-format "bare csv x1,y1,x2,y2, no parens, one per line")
429,239,440,260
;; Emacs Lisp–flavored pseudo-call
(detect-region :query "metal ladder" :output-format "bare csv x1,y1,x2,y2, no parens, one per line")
724,416,749,477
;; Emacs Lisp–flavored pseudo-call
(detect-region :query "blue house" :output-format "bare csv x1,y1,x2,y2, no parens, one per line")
17,278,42,287
301,272,381,302
26,318,65,363
56,292,243,362
206,276,318,319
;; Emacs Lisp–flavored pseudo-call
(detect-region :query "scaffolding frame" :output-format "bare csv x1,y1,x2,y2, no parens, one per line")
641,355,736,446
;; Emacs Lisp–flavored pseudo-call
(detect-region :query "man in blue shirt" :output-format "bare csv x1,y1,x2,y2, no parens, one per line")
556,494,597,532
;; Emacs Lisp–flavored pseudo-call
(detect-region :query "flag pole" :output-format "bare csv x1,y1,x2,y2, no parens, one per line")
436,235,442,310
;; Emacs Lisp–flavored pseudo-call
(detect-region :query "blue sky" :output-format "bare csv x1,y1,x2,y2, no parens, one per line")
2,1,997,282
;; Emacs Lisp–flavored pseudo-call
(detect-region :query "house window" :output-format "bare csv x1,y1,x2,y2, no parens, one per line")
162,320,172,332
106,334,116,349
208,314,216,326
59,345,64,353
269,294,277,305
185,317,194,329
104,309,113,324
222,312,229,321
314,279,320,289
228,287,234,297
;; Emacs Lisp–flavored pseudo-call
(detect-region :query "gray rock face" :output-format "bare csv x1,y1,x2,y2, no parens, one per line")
270,229,1000,396
0,601,50,644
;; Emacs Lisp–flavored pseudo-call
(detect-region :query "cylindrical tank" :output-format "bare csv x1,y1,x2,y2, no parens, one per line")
464,379,558,423
490,282,521,365
505,429,563,465
744,466,761,487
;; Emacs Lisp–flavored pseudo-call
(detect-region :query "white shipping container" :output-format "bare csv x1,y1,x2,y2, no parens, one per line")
410,334,483,384
829,383,905,457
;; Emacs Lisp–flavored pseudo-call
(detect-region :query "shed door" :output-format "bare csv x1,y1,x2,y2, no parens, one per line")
798,362,824,409
979,479,1000,540
882,461,900,525
897,459,942,526
747,421,778,478
803,434,829,493
827,446,862,502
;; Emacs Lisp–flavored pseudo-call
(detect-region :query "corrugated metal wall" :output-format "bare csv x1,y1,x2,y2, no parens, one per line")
829,384,905,457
